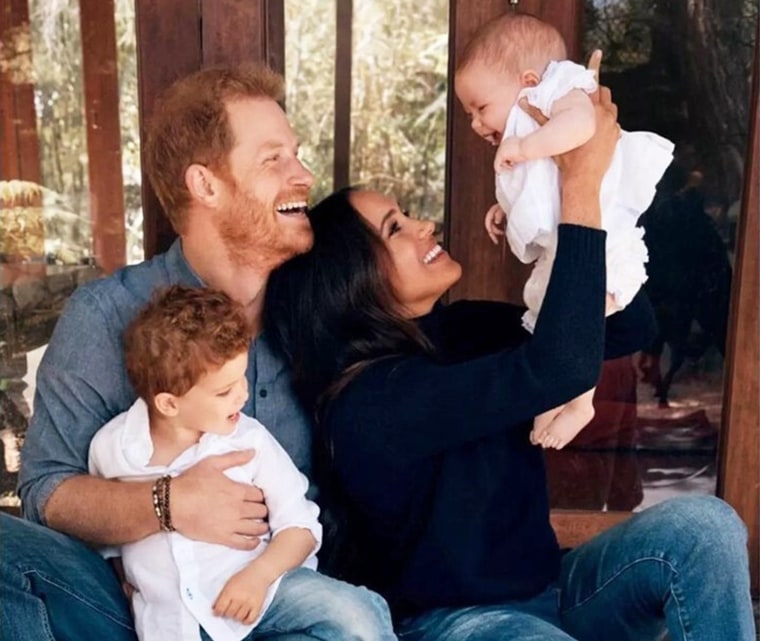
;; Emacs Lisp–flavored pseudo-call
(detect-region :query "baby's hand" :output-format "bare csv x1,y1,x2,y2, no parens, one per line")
484,203,506,245
213,567,269,625
494,136,528,172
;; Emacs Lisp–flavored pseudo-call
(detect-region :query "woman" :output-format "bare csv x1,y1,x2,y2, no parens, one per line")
265,88,755,641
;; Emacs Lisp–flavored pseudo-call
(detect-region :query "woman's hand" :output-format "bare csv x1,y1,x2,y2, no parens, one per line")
519,50,620,228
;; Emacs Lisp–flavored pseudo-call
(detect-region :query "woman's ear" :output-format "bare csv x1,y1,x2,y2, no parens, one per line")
154,392,180,417
521,69,541,87
185,163,223,207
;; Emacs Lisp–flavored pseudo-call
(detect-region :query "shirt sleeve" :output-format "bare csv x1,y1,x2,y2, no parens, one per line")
17,286,132,525
523,60,597,118
329,224,606,466
251,425,323,554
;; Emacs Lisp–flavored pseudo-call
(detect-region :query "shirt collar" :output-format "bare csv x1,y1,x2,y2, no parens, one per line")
165,238,206,288
122,398,157,467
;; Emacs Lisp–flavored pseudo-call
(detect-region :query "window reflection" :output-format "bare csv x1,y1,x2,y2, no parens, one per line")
546,0,758,511
0,0,139,508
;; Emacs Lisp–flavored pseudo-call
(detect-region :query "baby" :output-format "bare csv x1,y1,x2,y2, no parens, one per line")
454,12,673,449
88,286,394,641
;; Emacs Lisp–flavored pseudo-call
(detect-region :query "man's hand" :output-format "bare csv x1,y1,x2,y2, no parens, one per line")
171,450,268,550
494,136,528,172
213,565,270,625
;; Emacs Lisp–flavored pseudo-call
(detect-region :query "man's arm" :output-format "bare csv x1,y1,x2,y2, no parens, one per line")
19,285,267,548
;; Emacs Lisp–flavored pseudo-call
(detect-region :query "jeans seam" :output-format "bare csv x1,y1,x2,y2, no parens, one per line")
668,576,690,641
19,567,134,629
562,555,677,614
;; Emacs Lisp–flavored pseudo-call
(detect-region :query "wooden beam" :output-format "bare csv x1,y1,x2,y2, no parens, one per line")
551,510,631,549
79,0,126,273
135,0,202,258
0,0,41,182
333,0,352,190
717,16,760,596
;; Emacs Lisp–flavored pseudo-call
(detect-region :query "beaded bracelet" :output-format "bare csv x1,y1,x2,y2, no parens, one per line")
151,475,176,532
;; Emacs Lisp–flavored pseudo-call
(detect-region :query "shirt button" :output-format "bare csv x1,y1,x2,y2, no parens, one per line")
259,389,268,398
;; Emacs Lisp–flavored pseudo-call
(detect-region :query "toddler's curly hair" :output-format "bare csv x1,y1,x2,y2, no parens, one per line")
124,285,251,403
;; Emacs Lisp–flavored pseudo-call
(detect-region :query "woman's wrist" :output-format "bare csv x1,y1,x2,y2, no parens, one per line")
559,179,602,228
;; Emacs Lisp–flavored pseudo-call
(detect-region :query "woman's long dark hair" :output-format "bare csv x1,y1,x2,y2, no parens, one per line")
265,187,432,417
265,187,434,580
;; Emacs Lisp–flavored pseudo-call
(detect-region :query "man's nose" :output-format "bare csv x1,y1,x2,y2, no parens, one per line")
291,157,314,188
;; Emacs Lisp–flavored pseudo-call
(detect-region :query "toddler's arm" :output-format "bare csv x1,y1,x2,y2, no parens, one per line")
496,89,596,171
213,527,316,624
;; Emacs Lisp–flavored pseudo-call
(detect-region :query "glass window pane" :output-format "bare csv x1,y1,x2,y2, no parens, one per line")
0,0,139,509
546,0,759,511
284,0,449,225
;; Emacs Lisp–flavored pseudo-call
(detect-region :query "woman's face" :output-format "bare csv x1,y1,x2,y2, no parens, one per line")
350,190,462,318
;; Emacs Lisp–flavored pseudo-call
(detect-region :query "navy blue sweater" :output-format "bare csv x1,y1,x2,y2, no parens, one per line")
321,225,656,619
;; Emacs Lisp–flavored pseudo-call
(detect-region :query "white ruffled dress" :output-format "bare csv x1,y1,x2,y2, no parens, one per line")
495,60,674,332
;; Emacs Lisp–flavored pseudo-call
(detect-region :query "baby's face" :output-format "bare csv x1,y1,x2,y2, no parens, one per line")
455,61,522,145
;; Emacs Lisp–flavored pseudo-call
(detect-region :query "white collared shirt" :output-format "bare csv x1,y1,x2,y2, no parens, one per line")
88,399,322,641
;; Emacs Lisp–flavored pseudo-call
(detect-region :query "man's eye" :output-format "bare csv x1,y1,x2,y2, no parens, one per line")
264,154,280,164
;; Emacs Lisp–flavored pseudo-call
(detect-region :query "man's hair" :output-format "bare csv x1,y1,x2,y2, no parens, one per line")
125,285,252,403
144,64,285,231
456,12,567,76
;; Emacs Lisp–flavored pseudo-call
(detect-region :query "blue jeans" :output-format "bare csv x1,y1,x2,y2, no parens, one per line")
0,515,392,641
199,567,394,640
397,496,756,641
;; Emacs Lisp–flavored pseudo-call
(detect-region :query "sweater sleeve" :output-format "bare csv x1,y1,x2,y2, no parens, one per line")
603,288,658,359
328,224,606,466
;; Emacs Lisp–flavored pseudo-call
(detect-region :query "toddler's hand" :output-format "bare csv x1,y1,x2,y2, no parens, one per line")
213,568,269,625
484,204,506,245
494,136,527,172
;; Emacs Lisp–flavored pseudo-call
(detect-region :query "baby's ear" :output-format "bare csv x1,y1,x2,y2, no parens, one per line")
521,69,540,87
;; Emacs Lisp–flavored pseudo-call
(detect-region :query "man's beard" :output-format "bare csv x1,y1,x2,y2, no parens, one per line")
217,188,312,270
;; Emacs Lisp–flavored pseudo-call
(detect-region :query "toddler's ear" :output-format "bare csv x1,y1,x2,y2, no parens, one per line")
521,70,540,87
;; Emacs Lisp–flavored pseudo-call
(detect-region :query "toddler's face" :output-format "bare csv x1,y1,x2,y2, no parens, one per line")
172,351,250,437
455,61,522,145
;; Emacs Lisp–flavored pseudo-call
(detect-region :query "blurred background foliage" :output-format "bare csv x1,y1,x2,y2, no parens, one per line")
3,0,757,258
285,0,449,222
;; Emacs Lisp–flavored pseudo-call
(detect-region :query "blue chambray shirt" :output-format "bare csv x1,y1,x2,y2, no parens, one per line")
18,240,313,524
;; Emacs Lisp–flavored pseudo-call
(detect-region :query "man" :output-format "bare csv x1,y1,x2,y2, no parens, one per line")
2,65,327,641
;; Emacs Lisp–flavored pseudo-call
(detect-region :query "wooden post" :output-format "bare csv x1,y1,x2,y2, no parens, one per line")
0,0,41,183
79,0,126,273
134,0,201,259
717,16,760,595
333,0,352,190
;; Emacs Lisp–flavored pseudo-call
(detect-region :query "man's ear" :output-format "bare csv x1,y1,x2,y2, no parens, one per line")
185,163,223,207
520,69,541,87
154,392,180,417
